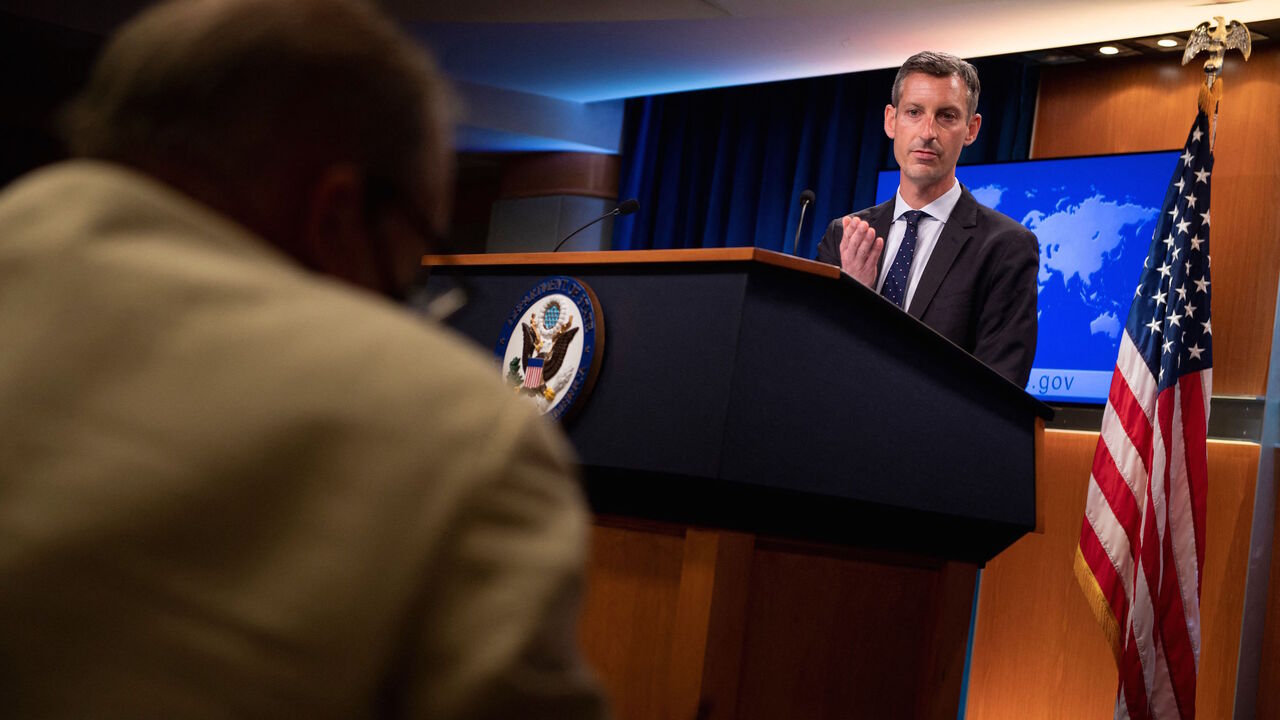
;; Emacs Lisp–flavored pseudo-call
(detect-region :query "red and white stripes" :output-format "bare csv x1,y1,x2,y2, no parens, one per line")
1077,334,1209,720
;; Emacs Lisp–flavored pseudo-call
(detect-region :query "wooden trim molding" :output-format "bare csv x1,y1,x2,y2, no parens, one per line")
498,152,620,200
423,248,843,279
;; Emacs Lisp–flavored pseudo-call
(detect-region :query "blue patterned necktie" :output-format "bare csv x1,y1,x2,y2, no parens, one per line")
881,209,927,308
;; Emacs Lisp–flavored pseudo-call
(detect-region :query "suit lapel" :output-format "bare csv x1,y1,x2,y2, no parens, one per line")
906,186,977,320
867,200,895,282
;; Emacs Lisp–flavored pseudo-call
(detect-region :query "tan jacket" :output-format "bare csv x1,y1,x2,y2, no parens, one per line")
0,161,607,720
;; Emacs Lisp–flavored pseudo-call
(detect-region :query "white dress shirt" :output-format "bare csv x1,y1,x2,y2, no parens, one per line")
874,180,963,309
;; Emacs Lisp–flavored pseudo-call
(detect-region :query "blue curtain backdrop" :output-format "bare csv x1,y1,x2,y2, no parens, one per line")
613,59,1038,255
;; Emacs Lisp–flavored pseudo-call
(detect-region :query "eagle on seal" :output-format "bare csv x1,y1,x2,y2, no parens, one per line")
519,311,579,399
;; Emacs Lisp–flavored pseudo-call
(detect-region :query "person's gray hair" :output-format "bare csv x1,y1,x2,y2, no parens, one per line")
61,0,453,234
891,51,980,117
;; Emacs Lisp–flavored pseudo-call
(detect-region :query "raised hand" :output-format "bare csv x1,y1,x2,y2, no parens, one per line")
839,215,884,287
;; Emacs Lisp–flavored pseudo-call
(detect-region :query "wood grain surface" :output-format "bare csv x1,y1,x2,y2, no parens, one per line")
580,520,686,720
1256,447,1280,719
965,431,1258,719
424,247,841,278
498,152,620,200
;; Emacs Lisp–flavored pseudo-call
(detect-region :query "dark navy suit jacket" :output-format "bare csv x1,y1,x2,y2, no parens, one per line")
816,185,1040,386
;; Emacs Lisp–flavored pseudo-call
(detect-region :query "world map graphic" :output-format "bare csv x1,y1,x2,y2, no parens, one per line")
876,150,1181,402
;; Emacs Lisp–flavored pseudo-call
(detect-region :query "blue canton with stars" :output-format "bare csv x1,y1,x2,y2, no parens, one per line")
1126,112,1213,390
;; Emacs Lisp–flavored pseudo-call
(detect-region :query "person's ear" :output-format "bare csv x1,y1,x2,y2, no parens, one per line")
303,163,370,284
964,113,982,146
884,104,897,139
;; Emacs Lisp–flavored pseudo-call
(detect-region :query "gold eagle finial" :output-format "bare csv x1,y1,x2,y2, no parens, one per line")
1182,17,1251,112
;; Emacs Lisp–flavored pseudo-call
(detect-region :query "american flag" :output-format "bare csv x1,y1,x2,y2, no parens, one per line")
1075,111,1213,720
523,357,545,389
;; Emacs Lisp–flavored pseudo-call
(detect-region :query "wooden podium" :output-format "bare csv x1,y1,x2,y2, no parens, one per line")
424,248,1050,720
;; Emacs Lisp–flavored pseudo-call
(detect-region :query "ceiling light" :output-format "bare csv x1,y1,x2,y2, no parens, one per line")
1157,38,1179,48
1099,45,1120,55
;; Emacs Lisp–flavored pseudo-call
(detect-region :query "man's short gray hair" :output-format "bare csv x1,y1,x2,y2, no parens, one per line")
891,51,980,117
61,0,453,233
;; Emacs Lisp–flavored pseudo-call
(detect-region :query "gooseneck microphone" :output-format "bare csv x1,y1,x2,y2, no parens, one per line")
552,198,640,252
792,189,815,256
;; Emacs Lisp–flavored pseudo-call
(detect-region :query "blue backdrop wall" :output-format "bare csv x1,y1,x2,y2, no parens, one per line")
613,58,1038,255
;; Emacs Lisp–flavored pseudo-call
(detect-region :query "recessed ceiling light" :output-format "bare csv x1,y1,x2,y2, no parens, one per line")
1099,45,1120,55
1157,38,1179,48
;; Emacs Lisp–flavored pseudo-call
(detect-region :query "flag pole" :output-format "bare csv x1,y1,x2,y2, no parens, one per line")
1181,18,1273,720
1075,17,1250,720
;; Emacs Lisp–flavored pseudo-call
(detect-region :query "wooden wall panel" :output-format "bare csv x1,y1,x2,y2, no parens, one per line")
1257,448,1280,720
965,431,1258,719
964,431,1113,719
499,152,620,200
664,529,754,720
582,523,979,719
735,547,952,720
1198,441,1262,717
1032,45,1280,397
580,520,686,720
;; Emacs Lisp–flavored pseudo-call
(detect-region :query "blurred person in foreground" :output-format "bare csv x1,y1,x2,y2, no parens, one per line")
0,1,608,718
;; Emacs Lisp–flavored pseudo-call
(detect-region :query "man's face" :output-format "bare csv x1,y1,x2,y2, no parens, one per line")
885,72,981,201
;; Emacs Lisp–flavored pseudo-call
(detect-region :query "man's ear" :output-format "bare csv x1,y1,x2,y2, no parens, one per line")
884,104,897,139
964,113,983,146
303,163,369,282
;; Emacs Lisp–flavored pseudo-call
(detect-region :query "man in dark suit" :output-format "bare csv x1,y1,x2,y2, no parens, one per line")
817,51,1039,386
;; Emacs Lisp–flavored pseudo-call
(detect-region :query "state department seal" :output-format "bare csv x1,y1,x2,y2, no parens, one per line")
495,276,604,421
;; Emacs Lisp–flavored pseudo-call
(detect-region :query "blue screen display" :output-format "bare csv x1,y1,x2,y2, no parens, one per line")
875,150,1181,404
